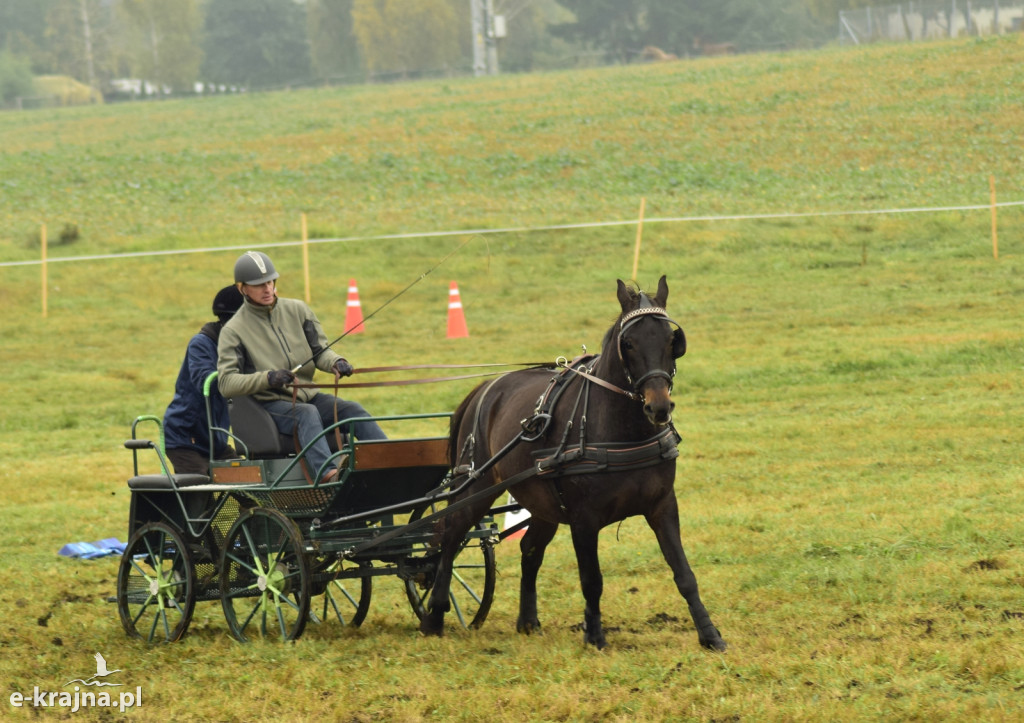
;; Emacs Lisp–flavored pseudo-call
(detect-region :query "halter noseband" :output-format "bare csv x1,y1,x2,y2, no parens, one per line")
617,299,681,395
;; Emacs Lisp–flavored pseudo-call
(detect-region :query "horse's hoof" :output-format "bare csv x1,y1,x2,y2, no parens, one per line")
699,627,727,652
516,618,541,635
419,619,444,637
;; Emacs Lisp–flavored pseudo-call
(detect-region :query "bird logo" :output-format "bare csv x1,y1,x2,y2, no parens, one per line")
64,653,124,687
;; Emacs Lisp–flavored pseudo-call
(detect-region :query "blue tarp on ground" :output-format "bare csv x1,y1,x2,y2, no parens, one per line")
58,538,126,559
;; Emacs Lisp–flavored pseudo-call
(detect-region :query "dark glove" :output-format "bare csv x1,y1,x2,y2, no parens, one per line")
333,358,354,378
267,369,295,388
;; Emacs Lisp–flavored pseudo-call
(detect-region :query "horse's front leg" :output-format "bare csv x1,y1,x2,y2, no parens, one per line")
516,518,559,634
645,499,727,652
569,522,606,649
419,544,454,637
420,496,498,637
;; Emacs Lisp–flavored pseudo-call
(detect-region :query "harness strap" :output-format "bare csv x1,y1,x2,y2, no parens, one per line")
558,361,640,401
331,369,345,458
290,384,317,485
533,426,681,476
291,370,515,389
343,457,542,556
353,362,549,374
284,377,346,486
340,424,681,556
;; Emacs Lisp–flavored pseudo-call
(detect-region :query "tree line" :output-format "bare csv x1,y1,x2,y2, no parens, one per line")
0,0,869,103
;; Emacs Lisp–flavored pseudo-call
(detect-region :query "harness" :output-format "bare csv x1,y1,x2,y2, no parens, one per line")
451,299,683,516
325,298,687,555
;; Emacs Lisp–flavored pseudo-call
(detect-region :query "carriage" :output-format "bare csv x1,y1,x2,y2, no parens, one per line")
115,376,523,643
116,276,726,651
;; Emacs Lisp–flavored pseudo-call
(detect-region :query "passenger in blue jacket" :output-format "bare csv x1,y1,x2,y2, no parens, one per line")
163,285,244,475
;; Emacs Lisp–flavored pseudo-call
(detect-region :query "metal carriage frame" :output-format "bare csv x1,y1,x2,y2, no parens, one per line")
115,374,517,644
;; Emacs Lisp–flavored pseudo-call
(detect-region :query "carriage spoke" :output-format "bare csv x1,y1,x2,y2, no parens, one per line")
129,598,156,629
240,596,263,634
275,601,289,638
312,556,372,629
220,508,310,642
404,505,496,630
452,569,485,605
118,522,195,644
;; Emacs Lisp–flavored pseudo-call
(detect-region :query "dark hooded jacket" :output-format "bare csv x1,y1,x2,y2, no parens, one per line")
163,322,230,454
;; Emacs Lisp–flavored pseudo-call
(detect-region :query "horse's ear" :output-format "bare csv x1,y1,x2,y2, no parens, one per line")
616,279,633,312
672,327,687,358
654,275,669,309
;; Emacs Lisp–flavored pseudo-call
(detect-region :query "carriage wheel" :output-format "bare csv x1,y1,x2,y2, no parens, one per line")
117,522,196,643
311,558,372,628
220,507,310,642
404,504,496,629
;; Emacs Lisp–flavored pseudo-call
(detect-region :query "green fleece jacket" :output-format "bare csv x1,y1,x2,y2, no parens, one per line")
217,296,343,403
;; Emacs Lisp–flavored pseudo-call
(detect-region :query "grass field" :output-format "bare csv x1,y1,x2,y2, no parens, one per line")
2,35,1024,721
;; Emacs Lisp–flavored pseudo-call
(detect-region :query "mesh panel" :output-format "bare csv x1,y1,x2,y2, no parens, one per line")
244,487,335,515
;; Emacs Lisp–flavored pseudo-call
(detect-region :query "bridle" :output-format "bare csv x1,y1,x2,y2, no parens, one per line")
615,297,683,396
556,296,683,403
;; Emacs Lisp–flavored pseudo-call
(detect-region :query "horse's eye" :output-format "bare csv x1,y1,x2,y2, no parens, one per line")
621,339,633,351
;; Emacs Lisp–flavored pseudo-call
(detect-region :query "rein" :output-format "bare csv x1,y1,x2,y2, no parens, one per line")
555,356,639,401
289,362,552,390
550,303,682,402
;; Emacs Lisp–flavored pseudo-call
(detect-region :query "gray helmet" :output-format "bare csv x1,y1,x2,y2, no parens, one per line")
234,251,279,285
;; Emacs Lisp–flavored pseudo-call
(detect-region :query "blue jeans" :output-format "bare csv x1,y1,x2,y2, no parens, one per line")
261,394,386,479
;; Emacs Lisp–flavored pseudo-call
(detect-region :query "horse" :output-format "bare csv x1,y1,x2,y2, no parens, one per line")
419,276,726,651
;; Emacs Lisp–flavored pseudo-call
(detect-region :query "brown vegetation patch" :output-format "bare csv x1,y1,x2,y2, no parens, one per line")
963,558,1003,572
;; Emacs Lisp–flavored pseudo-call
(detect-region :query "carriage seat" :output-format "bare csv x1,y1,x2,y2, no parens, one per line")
228,395,344,459
122,438,212,489
127,473,210,490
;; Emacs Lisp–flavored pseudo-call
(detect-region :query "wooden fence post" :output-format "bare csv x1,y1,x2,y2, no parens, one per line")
631,197,646,281
41,223,48,318
301,212,311,302
990,175,998,260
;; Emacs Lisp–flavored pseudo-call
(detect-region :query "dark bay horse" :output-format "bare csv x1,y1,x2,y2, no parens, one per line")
421,276,726,651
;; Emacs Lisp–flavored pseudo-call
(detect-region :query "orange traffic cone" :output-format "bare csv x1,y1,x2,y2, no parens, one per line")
344,279,364,334
446,281,468,338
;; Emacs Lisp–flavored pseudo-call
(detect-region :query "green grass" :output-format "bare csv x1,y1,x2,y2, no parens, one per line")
2,36,1024,721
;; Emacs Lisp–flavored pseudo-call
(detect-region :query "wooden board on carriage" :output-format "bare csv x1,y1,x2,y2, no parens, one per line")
352,437,449,470
211,459,265,484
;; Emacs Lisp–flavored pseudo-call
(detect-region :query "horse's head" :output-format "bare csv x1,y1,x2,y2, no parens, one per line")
615,275,687,427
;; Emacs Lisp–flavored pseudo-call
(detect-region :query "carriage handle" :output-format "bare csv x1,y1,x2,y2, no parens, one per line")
128,416,172,478
202,371,253,463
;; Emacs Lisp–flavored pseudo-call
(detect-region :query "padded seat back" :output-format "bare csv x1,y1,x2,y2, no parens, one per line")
229,395,294,457
228,395,345,459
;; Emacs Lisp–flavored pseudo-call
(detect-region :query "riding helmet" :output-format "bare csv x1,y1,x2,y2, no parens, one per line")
234,251,279,285
212,285,244,321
